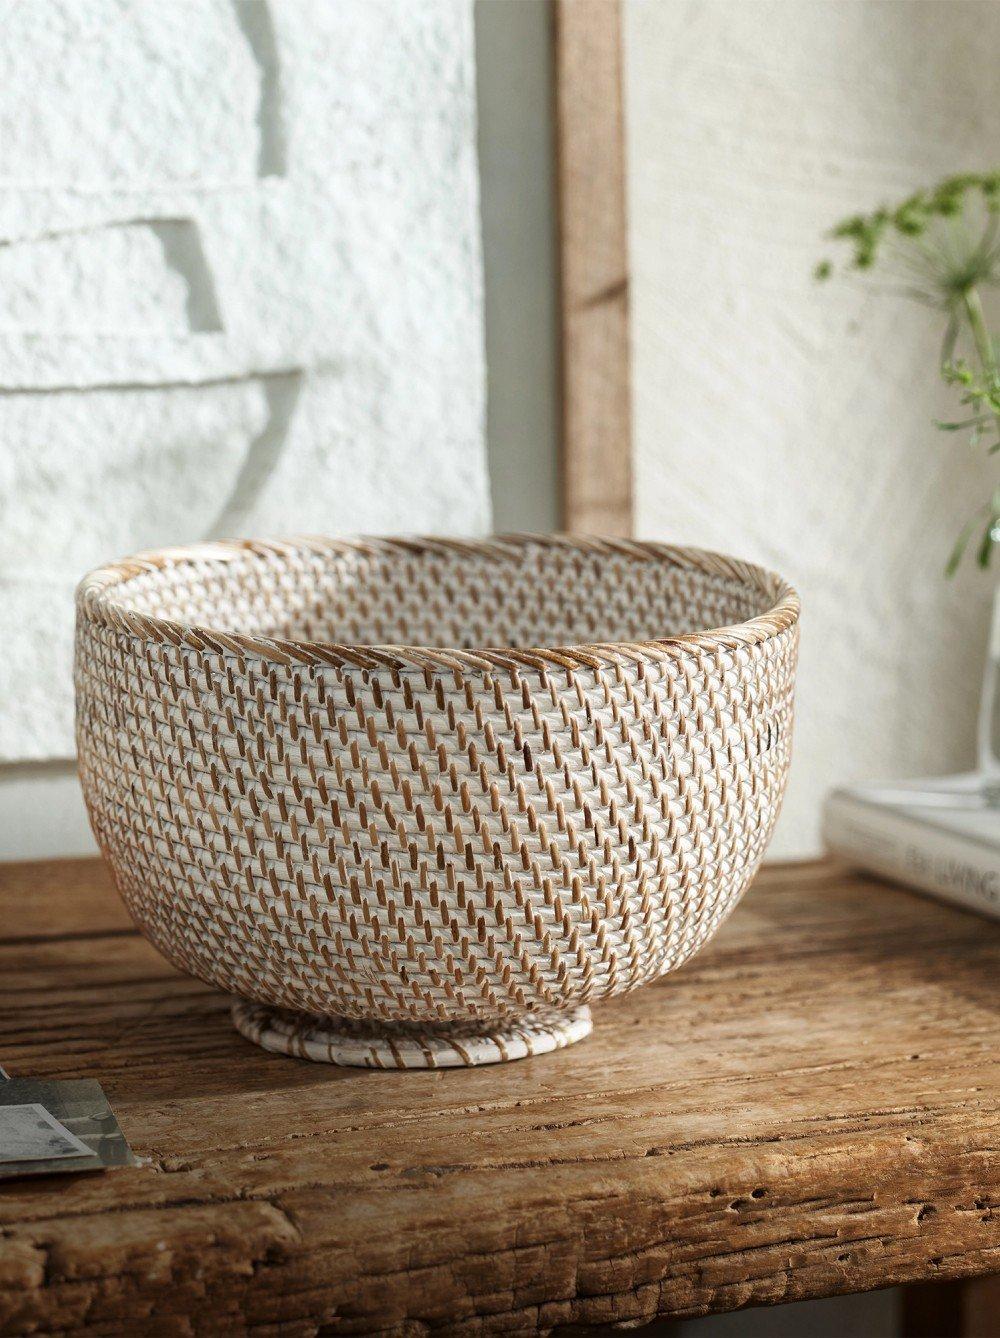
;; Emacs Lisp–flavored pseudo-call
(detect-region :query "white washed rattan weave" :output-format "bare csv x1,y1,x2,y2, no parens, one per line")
75,536,799,1068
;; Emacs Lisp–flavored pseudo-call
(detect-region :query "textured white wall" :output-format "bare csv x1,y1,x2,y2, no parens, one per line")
0,0,488,766
624,0,1000,857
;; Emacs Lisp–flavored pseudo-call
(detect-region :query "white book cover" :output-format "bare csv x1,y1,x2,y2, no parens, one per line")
822,777,1000,922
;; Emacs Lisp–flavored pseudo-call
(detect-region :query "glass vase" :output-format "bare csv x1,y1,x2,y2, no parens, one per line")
976,584,1000,804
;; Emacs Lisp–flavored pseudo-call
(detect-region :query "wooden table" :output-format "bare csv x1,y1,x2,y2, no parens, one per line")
2,857,998,1335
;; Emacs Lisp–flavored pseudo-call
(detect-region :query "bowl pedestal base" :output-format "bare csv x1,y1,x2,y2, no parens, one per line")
231,1000,593,1069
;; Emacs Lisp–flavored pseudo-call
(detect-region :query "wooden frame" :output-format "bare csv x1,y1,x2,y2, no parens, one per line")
553,0,632,536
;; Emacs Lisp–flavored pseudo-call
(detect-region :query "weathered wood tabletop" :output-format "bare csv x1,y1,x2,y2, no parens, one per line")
1,856,998,1335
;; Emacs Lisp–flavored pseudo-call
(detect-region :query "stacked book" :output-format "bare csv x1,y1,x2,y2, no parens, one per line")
823,777,1000,921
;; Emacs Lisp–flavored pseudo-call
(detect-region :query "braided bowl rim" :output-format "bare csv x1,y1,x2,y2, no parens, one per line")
75,533,801,674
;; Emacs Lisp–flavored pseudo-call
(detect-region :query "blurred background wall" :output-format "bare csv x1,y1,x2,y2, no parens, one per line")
4,0,998,875
624,0,1000,856
0,0,562,860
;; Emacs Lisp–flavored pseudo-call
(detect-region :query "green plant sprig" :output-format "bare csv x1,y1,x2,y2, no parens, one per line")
817,172,1000,573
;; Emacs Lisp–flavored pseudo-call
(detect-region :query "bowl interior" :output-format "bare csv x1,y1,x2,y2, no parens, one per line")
96,538,787,651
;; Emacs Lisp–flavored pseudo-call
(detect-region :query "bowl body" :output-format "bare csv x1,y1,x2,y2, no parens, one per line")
75,536,799,1065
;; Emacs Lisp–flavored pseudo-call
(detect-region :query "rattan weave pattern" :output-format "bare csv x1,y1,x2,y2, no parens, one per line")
75,536,798,1064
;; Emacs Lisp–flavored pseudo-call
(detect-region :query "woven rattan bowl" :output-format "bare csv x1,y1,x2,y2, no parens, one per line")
76,536,799,1068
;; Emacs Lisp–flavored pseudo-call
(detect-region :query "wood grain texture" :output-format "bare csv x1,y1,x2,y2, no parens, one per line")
554,0,632,536
1,856,998,1335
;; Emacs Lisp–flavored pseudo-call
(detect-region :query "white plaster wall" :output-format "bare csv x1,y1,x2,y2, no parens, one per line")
0,0,488,767
624,0,1000,857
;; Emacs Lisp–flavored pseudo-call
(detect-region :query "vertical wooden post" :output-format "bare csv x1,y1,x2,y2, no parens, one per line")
553,0,632,536
902,1275,1000,1337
